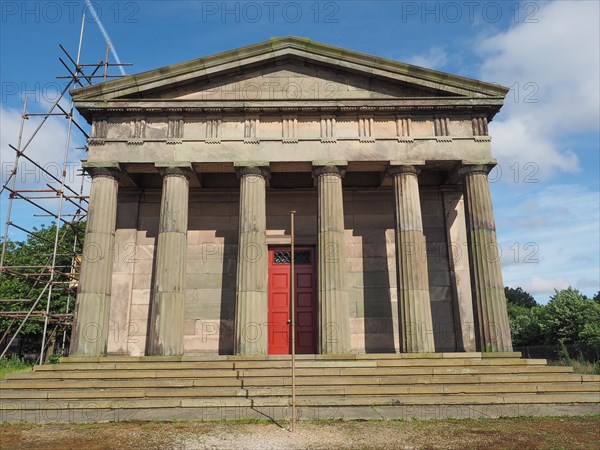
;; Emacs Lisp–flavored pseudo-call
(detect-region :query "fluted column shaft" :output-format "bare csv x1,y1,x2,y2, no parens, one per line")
71,165,120,356
235,166,269,355
462,165,513,352
149,166,191,356
314,166,350,354
390,166,435,353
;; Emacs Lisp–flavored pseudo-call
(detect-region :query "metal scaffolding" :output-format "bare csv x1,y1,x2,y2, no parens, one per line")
0,15,131,363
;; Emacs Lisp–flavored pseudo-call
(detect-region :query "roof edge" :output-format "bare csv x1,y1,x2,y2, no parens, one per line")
71,36,509,101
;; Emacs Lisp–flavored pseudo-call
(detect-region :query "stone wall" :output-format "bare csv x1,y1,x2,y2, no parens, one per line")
106,186,460,356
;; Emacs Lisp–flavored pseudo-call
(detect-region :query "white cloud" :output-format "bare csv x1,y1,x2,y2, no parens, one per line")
522,276,570,296
478,1,600,178
406,46,449,70
0,103,89,241
488,118,580,179
496,183,600,301
1,104,86,187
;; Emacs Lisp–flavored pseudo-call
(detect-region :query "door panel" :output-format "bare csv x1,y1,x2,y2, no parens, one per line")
268,247,317,354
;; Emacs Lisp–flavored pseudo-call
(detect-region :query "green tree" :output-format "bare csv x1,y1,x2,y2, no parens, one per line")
537,287,600,361
505,286,537,308
0,222,84,338
540,287,600,344
507,302,544,346
506,286,600,362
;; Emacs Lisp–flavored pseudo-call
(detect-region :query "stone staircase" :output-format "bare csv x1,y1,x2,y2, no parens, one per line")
1,352,598,422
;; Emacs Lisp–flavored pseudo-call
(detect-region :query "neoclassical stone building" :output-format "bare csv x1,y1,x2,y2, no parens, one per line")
70,37,512,358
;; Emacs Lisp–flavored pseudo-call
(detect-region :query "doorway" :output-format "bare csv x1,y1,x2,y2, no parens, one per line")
267,246,317,354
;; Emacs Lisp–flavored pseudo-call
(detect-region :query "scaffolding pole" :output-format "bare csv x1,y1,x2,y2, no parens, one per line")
0,12,131,362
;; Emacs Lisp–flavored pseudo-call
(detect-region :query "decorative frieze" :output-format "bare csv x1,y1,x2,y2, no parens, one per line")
434,116,452,142
282,115,298,143
166,116,184,144
90,118,107,145
396,116,413,142
472,115,490,141
91,113,491,144
320,116,336,143
358,116,375,143
206,117,221,144
128,117,145,145
243,116,260,144
434,116,450,136
472,115,488,135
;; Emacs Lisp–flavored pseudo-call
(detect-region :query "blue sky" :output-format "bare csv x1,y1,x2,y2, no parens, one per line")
1,1,599,302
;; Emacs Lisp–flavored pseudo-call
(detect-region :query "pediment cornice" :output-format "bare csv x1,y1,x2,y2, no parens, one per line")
71,37,508,109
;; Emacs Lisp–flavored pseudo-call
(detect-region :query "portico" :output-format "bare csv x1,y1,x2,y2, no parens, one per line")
69,37,513,358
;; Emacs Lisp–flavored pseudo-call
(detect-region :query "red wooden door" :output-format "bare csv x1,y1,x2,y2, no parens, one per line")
268,247,317,354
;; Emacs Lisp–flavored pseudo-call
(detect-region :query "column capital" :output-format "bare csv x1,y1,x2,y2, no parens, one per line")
387,165,421,177
459,161,497,177
82,162,121,180
312,165,346,178
155,162,193,179
235,165,271,179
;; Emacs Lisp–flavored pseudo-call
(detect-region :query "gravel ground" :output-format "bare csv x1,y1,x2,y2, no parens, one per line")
1,416,599,449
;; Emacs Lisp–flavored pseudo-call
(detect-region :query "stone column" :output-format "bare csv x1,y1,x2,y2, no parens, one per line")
389,165,435,353
149,165,191,356
461,164,512,352
234,166,269,355
313,165,350,354
71,164,120,356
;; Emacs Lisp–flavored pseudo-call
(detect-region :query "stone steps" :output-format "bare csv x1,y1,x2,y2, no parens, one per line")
3,382,599,400
31,358,545,371
3,373,587,390
56,351,523,363
4,392,600,409
5,363,574,380
1,353,598,422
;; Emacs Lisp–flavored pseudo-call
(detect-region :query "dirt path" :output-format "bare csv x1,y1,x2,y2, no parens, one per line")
1,416,599,449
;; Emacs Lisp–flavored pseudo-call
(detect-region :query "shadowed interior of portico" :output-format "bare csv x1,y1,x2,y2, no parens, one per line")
104,165,472,356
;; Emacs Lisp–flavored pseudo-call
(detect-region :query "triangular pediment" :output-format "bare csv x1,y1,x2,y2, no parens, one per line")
138,59,462,101
71,37,508,104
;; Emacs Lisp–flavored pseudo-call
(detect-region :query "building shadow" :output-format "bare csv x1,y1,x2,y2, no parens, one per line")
217,230,237,354
359,229,395,353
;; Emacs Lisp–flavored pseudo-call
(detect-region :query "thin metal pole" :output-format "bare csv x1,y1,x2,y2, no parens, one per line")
104,41,110,80
0,283,50,358
39,13,86,365
63,142,88,353
0,319,15,349
76,13,85,64
0,83,73,197
290,210,296,432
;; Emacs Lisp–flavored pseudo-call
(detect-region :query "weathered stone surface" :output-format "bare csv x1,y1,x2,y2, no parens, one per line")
1,354,598,422
71,166,120,356
443,189,476,352
234,166,269,355
462,165,512,352
68,38,516,359
149,166,191,356
389,166,435,353
314,165,350,354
